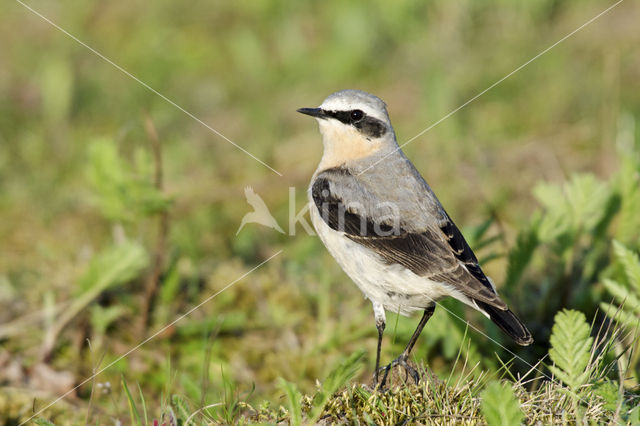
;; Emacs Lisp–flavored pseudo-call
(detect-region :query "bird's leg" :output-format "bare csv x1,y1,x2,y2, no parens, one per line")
380,305,435,387
372,302,386,387
374,320,385,385
401,305,435,358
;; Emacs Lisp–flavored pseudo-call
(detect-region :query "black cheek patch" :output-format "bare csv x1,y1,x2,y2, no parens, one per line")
355,117,387,138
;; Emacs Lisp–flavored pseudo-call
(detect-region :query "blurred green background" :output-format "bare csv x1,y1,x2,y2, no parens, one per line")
1,0,639,423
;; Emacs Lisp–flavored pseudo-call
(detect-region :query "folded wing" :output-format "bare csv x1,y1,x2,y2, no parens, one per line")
311,167,505,309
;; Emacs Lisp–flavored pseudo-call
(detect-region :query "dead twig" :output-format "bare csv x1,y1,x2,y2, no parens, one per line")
139,114,170,337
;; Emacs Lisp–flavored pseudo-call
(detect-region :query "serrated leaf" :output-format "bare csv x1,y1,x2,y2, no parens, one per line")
533,181,571,242
548,309,594,392
602,279,640,316
600,302,640,330
171,394,191,422
565,174,610,231
76,241,149,294
593,380,620,412
480,381,524,426
602,241,640,339
534,174,610,243
614,155,640,244
87,138,171,222
612,240,640,292
533,181,566,212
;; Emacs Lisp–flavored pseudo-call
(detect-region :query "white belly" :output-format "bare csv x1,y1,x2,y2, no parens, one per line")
308,201,463,316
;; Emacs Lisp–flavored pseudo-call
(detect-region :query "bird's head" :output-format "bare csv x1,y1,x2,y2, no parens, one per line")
298,90,397,169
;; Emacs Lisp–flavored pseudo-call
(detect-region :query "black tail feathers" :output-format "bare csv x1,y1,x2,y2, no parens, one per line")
476,301,533,346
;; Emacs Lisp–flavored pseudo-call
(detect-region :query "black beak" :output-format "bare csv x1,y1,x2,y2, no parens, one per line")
297,107,326,119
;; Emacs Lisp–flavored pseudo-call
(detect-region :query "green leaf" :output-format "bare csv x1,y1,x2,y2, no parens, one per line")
278,378,302,426
171,394,191,422
137,382,148,426
601,241,640,338
480,381,524,426
41,241,148,358
534,174,610,243
593,380,620,412
614,154,640,245
463,217,493,249
565,174,610,231
533,181,571,242
627,404,640,424
308,350,365,423
122,376,142,425
505,222,539,290
602,279,640,316
548,309,594,392
612,240,640,293
90,305,127,335
87,138,171,222
600,302,640,330
76,241,149,294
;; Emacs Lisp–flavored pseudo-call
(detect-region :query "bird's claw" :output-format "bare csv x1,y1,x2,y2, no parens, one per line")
374,355,420,389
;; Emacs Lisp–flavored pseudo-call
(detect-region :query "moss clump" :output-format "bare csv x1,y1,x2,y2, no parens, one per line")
320,380,481,424
243,363,624,425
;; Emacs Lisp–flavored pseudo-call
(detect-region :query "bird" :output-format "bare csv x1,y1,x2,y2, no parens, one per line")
236,186,285,235
298,89,532,387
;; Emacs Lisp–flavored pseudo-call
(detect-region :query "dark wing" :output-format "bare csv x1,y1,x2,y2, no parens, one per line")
311,167,506,309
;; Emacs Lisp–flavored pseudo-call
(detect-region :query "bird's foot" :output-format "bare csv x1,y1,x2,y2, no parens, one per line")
374,355,420,389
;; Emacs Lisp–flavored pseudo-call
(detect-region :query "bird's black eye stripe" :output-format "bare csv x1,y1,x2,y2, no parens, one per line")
324,109,388,138
325,110,363,125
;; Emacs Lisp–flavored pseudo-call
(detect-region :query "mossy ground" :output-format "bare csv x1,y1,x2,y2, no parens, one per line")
246,366,628,425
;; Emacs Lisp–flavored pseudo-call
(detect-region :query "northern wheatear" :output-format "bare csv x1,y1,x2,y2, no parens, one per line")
298,90,532,386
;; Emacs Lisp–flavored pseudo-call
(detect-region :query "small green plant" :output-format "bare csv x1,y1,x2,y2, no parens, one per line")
600,240,640,384
505,174,616,312
216,369,251,424
87,138,171,223
480,381,523,426
279,350,365,424
503,144,640,375
308,350,365,422
40,240,149,360
278,379,302,426
548,309,594,392
122,376,143,425
171,394,191,423
548,309,594,419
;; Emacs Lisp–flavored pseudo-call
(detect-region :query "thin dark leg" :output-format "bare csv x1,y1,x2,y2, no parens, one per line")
374,321,385,385
380,305,435,386
402,305,435,358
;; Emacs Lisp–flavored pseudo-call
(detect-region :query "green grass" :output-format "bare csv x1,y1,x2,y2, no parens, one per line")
1,0,640,424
